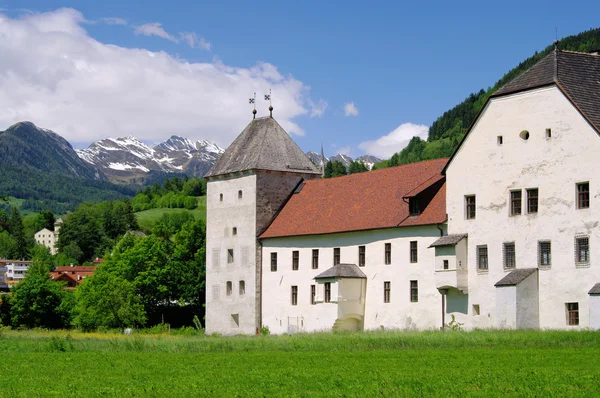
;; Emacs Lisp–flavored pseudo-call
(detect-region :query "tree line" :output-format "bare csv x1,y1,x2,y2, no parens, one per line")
131,176,205,212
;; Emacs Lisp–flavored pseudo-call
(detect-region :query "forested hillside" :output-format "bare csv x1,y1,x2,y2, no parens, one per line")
374,28,600,169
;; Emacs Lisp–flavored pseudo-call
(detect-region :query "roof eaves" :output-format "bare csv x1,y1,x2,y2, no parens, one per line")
554,81,600,136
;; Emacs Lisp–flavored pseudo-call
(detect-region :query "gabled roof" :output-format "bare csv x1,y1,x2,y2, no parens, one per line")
429,234,467,248
314,264,367,279
260,158,448,239
205,117,320,178
589,283,600,295
444,49,600,174
494,268,537,287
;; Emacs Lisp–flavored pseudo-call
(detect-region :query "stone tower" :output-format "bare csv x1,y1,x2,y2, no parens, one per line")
204,116,321,335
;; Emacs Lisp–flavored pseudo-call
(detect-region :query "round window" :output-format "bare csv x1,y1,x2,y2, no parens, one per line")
519,130,530,141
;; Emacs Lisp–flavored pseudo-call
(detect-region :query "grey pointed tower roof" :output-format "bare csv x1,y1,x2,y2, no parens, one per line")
205,117,321,178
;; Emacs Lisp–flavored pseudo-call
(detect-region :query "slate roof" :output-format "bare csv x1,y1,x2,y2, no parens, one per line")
429,234,467,248
205,117,321,178
588,283,600,295
494,49,600,133
260,158,448,239
494,268,537,287
314,264,367,279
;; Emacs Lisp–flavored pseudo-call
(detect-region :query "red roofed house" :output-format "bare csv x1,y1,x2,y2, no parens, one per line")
50,266,96,290
204,114,448,335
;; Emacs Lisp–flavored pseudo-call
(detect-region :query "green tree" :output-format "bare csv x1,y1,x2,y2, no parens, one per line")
10,262,74,328
348,161,369,174
74,270,145,330
0,231,16,258
8,207,29,259
57,203,101,262
324,160,348,178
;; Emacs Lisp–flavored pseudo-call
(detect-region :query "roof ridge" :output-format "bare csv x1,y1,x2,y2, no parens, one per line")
560,49,600,57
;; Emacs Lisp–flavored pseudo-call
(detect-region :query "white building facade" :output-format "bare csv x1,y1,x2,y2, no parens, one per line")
443,49,600,329
33,218,62,255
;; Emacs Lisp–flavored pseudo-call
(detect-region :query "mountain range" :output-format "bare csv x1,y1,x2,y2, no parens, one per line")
305,152,382,170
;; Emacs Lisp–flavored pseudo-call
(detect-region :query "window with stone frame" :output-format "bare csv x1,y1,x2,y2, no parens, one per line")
527,188,538,213
477,245,488,271
227,249,234,264
410,241,418,263
503,242,516,268
575,236,590,266
239,280,245,296
333,248,340,265
577,182,590,209
538,241,551,267
384,243,392,265
291,286,298,306
324,282,331,303
292,250,299,271
358,246,366,267
312,249,319,269
566,302,579,325
510,190,522,216
270,252,277,272
383,281,391,303
465,195,476,219
226,281,232,296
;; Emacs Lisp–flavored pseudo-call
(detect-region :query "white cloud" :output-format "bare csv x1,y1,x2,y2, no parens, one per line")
344,101,358,117
134,22,178,43
358,123,429,158
335,145,353,157
309,99,328,118
179,32,211,50
0,8,315,147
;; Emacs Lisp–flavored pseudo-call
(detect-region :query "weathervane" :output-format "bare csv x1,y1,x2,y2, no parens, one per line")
249,92,257,119
265,89,273,117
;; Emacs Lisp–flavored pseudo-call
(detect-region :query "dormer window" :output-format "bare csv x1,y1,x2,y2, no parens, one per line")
409,197,420,216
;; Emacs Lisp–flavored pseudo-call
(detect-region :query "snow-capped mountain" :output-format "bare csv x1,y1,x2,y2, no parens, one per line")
305,151,382,171
77,135,224,183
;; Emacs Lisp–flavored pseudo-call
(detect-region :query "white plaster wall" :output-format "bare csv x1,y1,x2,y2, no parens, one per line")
496,287,517,328
590,295,600,330
446,86,600,329
261,225,445,334
516,272,539,328
34,228,57,255
206,174,258,335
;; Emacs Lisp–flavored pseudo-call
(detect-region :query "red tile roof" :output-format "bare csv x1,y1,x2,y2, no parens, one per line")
260,158,448,239
50,266,97,289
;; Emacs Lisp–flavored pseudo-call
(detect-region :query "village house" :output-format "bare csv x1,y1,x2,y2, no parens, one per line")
205,47,600,334
50,265,96,290
3,259,33,287
33,218,62,255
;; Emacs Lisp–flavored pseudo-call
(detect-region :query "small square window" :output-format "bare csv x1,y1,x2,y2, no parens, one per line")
219,193,223,202
226,281,232,296
227,249,234,264
443,260,449,270
310,285,316,305
577,183,590,209
546,128,552,139
497,136,503,145
333,248,340,265
410,280,418,303
503,242,516,268
324,282,331,303
410,241,418,263
409,197,420,216
238,190,243,199
473,304,480,316
566,303,579,325
232,227,237,236
465,195,476,219
239,280,245,296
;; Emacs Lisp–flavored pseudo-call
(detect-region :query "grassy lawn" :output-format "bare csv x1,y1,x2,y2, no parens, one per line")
0,329,599,396
135,197,206,231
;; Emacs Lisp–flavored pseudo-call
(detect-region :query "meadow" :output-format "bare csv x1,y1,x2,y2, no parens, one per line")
135,196,206,231
0,329,599,396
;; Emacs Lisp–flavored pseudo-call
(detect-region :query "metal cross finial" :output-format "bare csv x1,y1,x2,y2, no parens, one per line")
265,89,273,117
249,92,257,119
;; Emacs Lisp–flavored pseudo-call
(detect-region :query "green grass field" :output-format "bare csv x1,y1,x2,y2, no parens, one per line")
135,197,206,231
0,329,599,396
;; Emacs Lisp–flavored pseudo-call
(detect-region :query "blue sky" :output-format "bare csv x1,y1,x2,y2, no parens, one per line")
1,0,599,158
